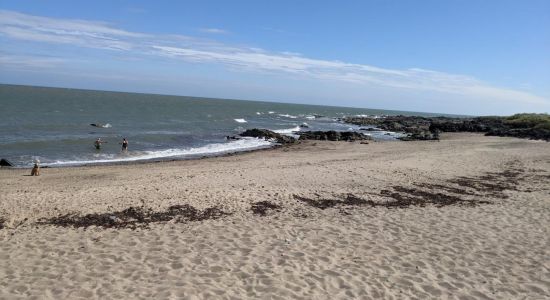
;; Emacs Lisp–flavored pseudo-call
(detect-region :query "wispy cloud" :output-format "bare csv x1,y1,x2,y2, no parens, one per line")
0,10,140,50
198,28,228,34
0,53,66,68
0,9,547,106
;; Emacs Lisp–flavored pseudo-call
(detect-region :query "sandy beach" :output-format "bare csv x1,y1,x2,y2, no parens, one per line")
1,133,549,299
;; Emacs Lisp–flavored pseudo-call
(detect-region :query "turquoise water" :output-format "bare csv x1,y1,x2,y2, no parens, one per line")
0,84,443,167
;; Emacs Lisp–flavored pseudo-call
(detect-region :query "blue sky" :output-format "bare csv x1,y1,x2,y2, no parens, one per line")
0,0,549,115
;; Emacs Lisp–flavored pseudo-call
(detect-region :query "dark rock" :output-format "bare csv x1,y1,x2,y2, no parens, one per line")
398,129,439,141
298,131,372,142
0,159,13,167
344,114,550,141
239,128,296,144
359,127,382,131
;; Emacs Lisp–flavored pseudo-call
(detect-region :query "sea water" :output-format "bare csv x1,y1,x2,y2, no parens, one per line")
0,84,441,167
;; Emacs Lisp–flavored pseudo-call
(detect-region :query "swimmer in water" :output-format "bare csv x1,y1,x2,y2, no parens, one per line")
121,138,128,151
94,138,106,150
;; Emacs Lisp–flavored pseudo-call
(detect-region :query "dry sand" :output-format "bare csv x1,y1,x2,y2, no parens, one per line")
1,133,549,299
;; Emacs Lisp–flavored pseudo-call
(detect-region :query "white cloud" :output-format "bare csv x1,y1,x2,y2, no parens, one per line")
151,46,547,105
0,10,142,37
0,9,547,107
0,10,139,50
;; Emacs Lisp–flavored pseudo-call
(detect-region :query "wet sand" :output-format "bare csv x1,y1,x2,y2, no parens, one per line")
1,133,549,299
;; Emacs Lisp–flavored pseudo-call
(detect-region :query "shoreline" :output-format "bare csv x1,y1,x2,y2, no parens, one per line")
1,133,549,299
1,142,283,170
0,128,381,170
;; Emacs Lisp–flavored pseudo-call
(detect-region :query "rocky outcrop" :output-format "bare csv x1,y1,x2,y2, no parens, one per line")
240,128,373,143
345,115,435,140
298,131,372,142
398,130,440,141
239,129,296,144
345,115,432,132
428,117,503,132
486,127,550,141
344,114,550,141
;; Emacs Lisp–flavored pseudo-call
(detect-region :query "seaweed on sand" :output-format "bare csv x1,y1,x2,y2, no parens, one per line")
379,187,491,208
295,189,489,210
40,204,230,229
250,201,281,216
294,193,376,209
295,163,529,210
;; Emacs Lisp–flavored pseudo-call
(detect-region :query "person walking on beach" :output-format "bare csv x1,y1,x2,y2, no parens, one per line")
94,138,106,150
121,138,128,151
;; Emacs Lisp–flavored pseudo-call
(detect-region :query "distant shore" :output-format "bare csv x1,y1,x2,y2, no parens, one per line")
1,133,549,298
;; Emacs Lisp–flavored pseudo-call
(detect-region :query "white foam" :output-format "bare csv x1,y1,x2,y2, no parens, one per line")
273,126,301,135
256,112,262,115
278,114,297,119
44,138,273,167
355,114,382,119
305,115,316,120
234,118,247,123
273,126,301,139
268,111,275,114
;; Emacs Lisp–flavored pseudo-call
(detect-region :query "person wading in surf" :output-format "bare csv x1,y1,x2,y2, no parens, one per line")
120,138,128,151
94,138,106,150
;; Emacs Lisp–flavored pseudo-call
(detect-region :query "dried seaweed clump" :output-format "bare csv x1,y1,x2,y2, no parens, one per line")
41,205,230,229
251,201,281,216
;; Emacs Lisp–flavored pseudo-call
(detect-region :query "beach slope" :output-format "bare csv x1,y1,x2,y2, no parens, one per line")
1,133,549,299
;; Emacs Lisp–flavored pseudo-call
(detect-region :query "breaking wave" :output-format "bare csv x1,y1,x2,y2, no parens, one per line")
43,138,273,167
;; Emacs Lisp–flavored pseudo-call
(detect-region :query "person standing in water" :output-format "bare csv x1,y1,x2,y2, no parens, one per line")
94,138,106,150
121,138,128,151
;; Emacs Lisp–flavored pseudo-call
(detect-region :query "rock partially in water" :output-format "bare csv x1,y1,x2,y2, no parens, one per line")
298,130,372,142
359,127,383,131
0,159,13,167
344,114,550,141
240,128,296,144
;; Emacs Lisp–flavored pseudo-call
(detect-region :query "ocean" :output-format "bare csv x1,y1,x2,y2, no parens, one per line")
0,84,441,167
